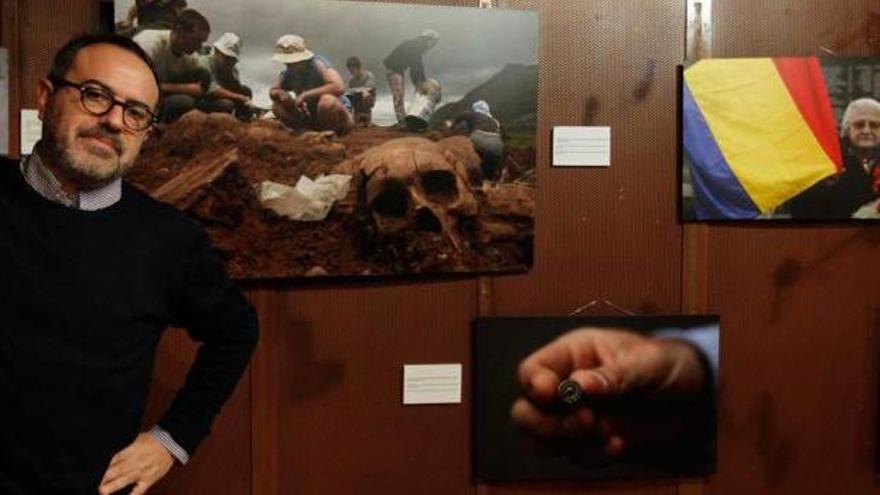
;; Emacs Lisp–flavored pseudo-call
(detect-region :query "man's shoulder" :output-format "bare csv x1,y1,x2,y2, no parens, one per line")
133,29,171,51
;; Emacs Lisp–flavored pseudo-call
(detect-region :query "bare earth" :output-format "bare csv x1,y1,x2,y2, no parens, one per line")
126,111,535,280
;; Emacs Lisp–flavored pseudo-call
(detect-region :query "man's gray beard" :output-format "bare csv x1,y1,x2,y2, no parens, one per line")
60,144,126,186
42,123,129,189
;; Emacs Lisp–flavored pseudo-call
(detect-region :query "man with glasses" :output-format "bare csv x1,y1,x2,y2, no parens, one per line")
789,97,880,218
0,34,258,494
133,8,217,123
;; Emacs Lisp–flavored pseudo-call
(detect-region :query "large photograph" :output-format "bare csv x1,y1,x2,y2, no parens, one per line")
681,56,880,221
115,0,538,279
473,316,718,482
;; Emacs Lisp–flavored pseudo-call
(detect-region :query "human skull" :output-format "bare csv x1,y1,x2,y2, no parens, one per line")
355,137,478,250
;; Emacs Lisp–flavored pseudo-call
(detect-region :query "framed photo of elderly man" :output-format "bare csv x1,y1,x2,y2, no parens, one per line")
114,0,538,279
681,56,880,221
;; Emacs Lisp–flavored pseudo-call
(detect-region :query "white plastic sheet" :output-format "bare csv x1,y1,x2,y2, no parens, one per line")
258,174,352,221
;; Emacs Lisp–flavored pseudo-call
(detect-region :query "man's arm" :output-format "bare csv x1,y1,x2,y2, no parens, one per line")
209,85,250,103
100,226,259,494
158,228,259,454
296,60,345,104
160,82,204,96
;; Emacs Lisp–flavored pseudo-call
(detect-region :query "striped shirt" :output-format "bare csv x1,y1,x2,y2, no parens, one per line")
18,146,190,465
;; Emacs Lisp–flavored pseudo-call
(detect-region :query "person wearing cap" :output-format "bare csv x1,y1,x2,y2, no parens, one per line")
269,34,353,134
449,100,505,181
383,29,440,125
134,9,233,123
788,97,880,218
199,32,256,120
345,56,377,127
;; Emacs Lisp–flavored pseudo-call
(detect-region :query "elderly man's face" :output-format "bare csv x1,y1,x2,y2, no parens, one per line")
848,117,880,149
36,44,159,188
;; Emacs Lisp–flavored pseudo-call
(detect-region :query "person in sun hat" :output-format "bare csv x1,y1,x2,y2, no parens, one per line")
199,32,256,119
269,34,353,134
383,29,440,124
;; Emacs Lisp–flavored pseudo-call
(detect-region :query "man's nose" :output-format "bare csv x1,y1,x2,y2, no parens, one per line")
100,103,125,131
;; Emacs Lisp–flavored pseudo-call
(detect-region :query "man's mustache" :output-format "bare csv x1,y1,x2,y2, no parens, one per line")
78,126,123,153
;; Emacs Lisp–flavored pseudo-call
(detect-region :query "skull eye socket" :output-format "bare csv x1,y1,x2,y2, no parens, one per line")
415,207,442,232
420,170,459,204
370,179,410,218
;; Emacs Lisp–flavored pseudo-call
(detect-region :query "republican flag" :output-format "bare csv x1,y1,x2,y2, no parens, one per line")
683,57,843,219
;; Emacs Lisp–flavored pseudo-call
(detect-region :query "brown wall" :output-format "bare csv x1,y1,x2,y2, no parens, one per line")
3,0,880,494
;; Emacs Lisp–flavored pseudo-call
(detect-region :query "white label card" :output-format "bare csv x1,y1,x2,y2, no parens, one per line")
402,364,462,405
20,109,42,155
552,126,611,167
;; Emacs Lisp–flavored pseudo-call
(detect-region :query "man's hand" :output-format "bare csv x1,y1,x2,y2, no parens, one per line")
98,433,174,495
269,88,289,103
294,94,310,115
511,327,708,455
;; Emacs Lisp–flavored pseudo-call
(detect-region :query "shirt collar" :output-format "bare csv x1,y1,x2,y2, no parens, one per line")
20,143,122,211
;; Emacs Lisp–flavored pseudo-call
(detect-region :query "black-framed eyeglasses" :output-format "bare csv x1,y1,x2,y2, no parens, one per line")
48,76,158,132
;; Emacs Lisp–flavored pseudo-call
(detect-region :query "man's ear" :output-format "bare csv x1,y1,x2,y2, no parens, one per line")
36,78,54,121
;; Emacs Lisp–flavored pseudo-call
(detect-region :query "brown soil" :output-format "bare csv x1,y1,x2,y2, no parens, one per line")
126,111,535,279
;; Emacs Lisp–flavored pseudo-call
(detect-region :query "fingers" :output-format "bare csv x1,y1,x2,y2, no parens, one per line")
511,398,625,456
569,366,620,397
99,468,136,495
99,434,174,495
510,397,597,437
518,339,576,402
130,481,150,495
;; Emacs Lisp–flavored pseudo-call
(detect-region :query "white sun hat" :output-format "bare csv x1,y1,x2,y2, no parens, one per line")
272,34,314,64
213,32,241,59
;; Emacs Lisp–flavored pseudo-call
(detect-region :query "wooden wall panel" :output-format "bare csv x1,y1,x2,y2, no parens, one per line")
17,0,100,107
703,1,880,494
705,227,880,494
271,281,477,494
491,0,685,319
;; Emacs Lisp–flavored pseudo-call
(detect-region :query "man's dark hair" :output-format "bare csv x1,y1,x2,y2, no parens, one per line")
173,8,210,33
48,33,159,91
346,56,362,69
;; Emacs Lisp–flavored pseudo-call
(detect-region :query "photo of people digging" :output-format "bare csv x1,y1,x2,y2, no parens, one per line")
116,0,539,279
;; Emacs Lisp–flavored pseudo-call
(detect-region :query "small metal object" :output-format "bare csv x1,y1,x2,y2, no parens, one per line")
557,378,584,405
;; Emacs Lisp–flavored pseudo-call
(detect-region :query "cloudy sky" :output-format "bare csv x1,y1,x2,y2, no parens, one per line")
117,0,538,124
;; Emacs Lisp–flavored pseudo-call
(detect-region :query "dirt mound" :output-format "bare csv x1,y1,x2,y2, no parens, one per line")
126,111,535,279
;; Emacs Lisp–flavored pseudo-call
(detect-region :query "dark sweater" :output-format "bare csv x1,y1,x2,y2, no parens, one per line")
383,37,431,85
787,144,879,219
0,158,258,494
